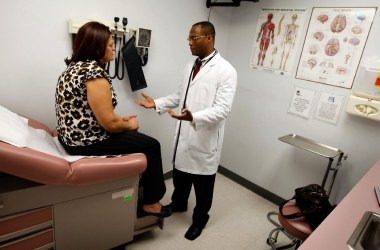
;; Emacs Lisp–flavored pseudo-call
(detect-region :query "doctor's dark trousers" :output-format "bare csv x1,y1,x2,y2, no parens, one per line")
60,131,166,205
172,168,216,227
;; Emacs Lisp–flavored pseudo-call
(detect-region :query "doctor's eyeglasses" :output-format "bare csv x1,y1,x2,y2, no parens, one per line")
187,35,210,42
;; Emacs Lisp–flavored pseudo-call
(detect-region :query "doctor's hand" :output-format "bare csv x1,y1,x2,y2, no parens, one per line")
135,93,155,109
168,108,193,122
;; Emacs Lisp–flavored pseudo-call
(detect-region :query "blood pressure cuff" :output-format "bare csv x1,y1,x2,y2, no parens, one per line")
121,36,147,92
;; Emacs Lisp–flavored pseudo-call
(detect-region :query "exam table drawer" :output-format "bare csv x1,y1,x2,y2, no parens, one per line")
0,207,53,243
0,228,54,250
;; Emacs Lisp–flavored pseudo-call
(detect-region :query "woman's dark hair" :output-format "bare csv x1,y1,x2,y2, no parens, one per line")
65,21,111,65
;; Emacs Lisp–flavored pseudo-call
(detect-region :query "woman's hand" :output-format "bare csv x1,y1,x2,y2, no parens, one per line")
124,116,139,131
122,114,138,121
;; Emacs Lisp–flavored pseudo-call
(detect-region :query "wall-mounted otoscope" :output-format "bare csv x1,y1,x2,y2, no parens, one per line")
107,17,129,80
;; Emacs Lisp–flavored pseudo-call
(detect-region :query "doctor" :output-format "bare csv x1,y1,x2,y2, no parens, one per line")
136,21,237,240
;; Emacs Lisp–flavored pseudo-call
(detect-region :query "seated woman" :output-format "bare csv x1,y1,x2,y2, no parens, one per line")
55,21,171,218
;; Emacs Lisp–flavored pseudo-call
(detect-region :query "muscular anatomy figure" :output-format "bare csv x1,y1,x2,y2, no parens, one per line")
256,13,275,66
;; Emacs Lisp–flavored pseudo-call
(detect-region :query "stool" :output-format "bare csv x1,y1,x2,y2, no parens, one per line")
267,200,313,249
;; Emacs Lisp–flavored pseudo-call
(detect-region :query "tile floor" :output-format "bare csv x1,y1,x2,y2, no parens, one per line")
125,173,288,250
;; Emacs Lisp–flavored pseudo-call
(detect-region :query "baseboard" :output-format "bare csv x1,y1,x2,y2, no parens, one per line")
218,166,284,206
164,171,173,180
163,166,284,206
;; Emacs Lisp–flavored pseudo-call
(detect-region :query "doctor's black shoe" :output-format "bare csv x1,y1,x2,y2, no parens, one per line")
137,204,173,218
184,224,204,241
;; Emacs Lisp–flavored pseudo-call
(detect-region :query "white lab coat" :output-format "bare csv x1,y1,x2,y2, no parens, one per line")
154,52,237,175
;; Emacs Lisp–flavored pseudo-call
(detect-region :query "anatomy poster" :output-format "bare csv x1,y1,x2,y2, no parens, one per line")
296,7,377,89
250,8,307,76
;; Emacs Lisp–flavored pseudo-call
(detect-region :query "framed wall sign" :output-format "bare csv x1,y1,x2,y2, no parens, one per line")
288,86,316,118
314,92,345,124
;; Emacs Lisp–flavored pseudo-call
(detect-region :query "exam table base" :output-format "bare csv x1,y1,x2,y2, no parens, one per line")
0,174,163,249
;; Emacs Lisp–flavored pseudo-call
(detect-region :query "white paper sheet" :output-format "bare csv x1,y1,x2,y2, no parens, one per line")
0,106,106,162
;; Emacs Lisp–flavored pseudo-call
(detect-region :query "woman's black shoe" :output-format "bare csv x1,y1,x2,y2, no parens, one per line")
137,204,173,218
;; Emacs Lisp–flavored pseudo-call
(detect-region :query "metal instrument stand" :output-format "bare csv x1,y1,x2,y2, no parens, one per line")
279,134,348,196
266,134,347,249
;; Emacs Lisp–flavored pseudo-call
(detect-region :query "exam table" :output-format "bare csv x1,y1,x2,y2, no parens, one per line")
0,109,163,250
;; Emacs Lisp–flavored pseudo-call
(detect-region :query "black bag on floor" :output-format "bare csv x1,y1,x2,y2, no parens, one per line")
280,184,336,230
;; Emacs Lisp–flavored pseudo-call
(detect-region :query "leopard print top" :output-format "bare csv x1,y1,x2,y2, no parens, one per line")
55,60,118,146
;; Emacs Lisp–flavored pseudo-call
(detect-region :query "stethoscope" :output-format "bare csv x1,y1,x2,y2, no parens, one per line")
172,50,218,164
